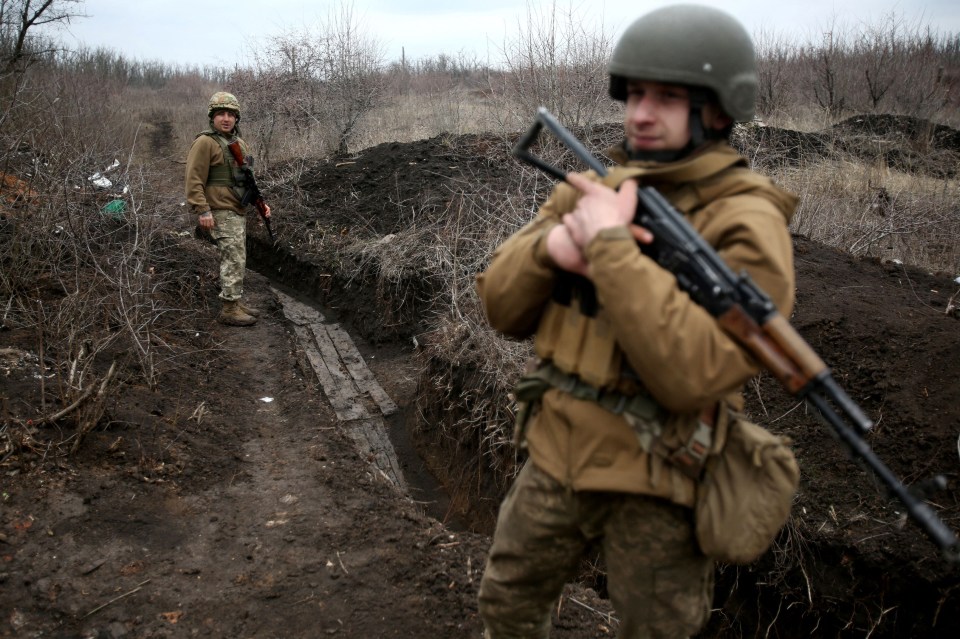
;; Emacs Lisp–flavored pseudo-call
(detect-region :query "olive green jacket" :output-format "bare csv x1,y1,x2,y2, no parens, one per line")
476,142,797,506
184,132,245,215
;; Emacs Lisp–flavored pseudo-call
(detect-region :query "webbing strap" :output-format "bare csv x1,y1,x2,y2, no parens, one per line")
516,362,715,478
522,363,664,419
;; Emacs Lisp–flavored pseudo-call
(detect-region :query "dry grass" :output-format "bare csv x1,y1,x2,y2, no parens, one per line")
352,90,502,149
772,159,959,273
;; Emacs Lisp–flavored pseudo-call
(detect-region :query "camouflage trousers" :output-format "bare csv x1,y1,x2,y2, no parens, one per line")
478,463,713,639
210,209,247,302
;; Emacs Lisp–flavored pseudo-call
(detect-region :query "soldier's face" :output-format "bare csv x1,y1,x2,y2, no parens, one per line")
623,81,692,152
623,80,733,153
212,110,237,134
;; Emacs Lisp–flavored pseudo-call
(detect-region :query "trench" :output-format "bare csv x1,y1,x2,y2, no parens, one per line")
247,237,957,639
248,240,470,533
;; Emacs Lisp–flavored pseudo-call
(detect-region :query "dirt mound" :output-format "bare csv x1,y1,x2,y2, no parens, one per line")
735,114,960,178
733,124,831,167
296,133,515,235
831,113,960,152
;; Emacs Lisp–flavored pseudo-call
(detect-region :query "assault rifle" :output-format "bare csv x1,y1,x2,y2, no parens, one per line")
513,107,960,562
226,140,275,242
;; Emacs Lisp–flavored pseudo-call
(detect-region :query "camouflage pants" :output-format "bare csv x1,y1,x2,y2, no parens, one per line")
210,209,246,302
478,463,713,639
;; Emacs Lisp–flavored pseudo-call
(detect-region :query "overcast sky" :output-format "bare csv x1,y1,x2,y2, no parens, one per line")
48,0,960,68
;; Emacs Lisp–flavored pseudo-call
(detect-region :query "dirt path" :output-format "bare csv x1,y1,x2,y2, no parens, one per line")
2,272,612,638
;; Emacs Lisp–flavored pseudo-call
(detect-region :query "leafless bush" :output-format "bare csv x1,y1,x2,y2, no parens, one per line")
755,27,798,117
234,0,387,163
756,12,958,127
488,0,618,137
805,24,852,117
0,39,217,462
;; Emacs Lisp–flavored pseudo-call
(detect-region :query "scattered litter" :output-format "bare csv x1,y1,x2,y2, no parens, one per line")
260,397,274,403
88,174,112,189
88,160,120,190
100,199,125,220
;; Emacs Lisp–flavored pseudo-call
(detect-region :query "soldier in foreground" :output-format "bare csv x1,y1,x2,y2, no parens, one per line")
185,91,271,326
476,5,798,637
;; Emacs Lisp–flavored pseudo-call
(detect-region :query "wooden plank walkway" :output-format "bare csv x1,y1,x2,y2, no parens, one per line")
275,289,405,491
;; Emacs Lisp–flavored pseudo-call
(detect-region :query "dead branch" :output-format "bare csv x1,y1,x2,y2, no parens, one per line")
36,360,116,428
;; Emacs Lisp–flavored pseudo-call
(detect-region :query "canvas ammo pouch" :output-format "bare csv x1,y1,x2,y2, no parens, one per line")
694,412,800,564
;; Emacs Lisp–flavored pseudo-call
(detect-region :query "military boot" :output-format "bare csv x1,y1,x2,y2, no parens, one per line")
238,299,261,318
218,300,257,326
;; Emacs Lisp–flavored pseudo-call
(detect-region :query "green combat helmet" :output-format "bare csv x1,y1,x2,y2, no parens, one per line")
608,4,757,124
208,91,241,121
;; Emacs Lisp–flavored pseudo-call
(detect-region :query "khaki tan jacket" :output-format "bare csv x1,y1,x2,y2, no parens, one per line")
184,133,245,215
476,142,797,507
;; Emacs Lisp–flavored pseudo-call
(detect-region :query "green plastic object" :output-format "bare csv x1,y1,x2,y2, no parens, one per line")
101,199,126,219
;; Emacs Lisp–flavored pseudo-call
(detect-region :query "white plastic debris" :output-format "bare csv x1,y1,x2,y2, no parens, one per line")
954,276,960,285
260,397,274,403
89,175,112,189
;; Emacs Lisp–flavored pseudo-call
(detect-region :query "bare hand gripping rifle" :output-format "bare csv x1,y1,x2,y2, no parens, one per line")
226,140,275,242
513,107,960,562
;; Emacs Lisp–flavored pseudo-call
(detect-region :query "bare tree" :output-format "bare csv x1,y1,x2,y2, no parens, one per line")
0,0,83,72
804,22,850,116
236,0,386,160
754,27,796,118
857,13,903,110
892,28,956,119
491,0,615,133
318,2,386,155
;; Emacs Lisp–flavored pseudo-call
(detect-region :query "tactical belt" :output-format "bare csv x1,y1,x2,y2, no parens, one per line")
514,361,714,479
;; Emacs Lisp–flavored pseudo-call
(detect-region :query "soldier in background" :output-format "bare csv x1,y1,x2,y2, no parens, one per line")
185,91,270,326
475,5,798,637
